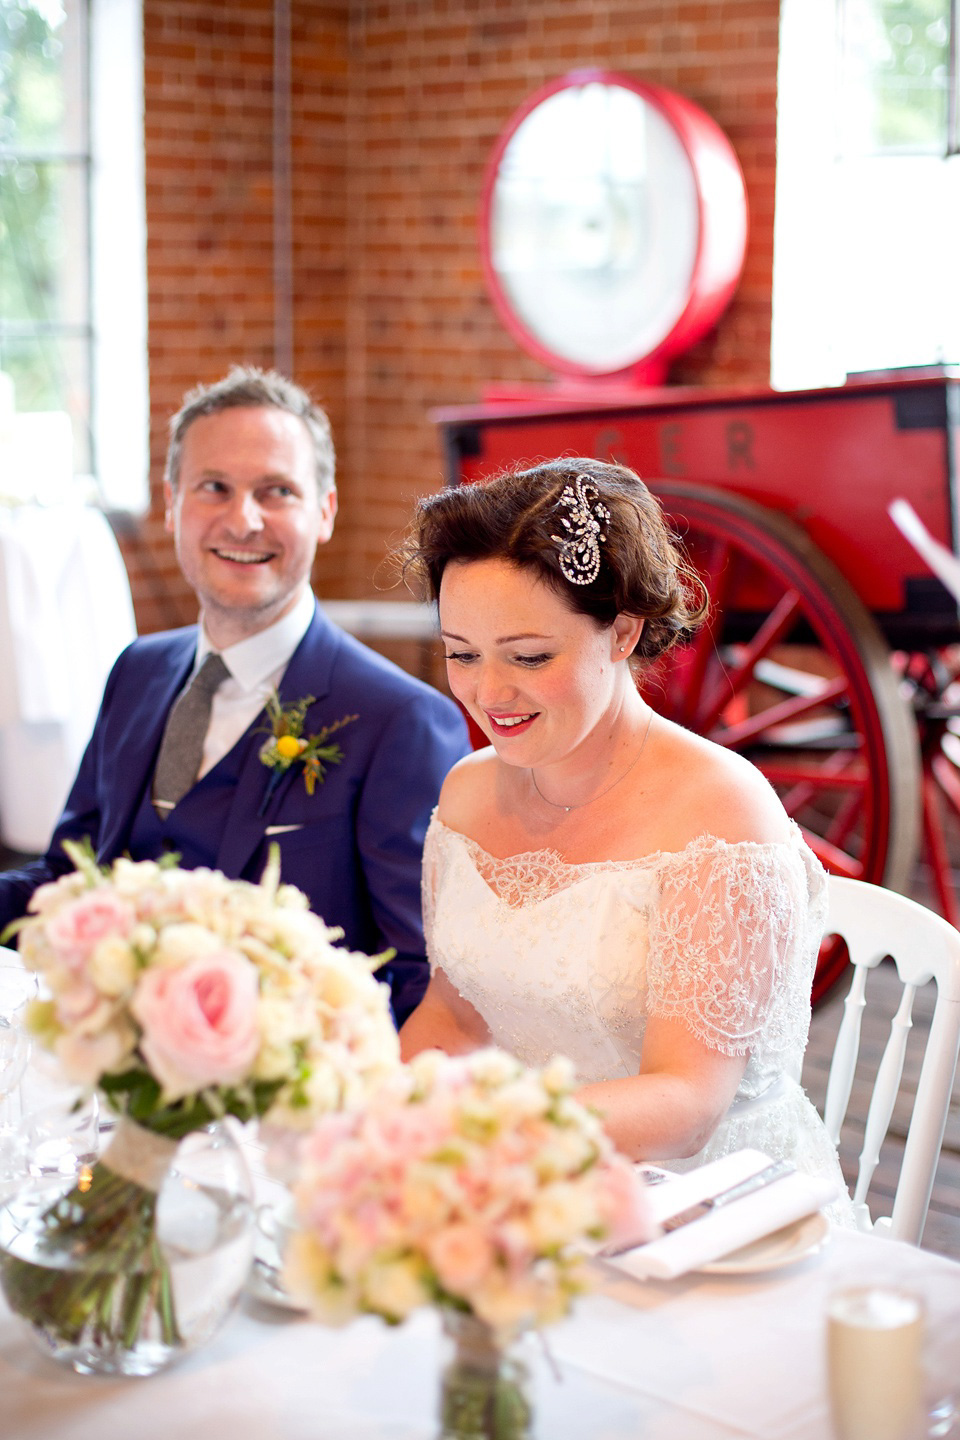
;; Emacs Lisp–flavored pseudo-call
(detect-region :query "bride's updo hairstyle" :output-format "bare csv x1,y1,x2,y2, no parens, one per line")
404,458,707,664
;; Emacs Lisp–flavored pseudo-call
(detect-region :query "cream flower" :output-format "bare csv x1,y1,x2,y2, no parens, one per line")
362,1256,431,1321
151,922,227,969
529,1182,598,1250
88,935,138,996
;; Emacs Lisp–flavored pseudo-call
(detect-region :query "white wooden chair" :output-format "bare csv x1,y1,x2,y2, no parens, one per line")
822,875,960,1245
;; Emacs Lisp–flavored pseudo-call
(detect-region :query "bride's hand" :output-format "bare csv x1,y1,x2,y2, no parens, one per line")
399,968,491,1061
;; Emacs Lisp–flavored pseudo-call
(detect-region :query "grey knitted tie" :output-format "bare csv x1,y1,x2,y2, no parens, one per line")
152,652,230,816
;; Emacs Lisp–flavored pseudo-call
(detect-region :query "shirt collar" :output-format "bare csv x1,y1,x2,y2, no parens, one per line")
197,587,316,693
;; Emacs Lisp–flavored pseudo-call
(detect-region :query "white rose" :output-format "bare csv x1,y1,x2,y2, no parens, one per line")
268,909,337,956
408,1048,445,1092
303,1058,342,1115
540,1055,576,1096
528,1182,597,1250
110,858,161,895
252,1039,296,1082
258,994,305,1048
152,922,224,969
535,1129,596,1180
130,922,157,955
88,935,137,996
314,954,381,1009
492,1078,549,1124
468,1048,521,1088
275,882,311,912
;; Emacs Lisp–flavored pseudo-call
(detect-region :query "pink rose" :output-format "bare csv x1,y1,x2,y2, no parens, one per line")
596,1161,655,1250
54,976,108,1029
131,949,260,1100
426,1223,495,1295
46,891,135,968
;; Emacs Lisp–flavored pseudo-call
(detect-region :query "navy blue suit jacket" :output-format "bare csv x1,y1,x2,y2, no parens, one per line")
0,604,469,1025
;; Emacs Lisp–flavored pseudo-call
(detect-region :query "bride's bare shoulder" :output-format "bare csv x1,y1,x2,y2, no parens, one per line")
651,719,793,848
436,746,501,830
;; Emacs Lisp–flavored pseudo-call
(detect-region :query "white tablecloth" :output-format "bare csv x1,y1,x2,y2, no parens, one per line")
1,1226,957,1440
0,503,135,851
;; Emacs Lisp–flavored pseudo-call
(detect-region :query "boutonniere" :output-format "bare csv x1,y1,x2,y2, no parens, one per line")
257,691,358,815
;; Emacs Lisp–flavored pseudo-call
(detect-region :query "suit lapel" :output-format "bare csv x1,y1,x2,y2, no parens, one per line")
99,633,197,859
214,604,341,878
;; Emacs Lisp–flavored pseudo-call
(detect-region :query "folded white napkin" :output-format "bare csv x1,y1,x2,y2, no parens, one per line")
604,1148,838,1280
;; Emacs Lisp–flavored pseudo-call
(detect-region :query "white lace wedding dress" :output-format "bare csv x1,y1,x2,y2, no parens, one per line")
423,813,851,1206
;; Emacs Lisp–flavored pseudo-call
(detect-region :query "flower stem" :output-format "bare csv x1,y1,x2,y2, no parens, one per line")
0,1154,180,1356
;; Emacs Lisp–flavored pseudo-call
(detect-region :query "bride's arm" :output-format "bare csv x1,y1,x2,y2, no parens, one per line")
576,1016,748,1160
399,967,492,1061
579,765,811,1161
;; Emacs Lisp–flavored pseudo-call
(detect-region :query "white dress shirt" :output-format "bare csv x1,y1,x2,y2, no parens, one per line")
193,587,316,779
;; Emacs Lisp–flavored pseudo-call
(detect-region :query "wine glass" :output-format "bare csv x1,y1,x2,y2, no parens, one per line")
925,1313,960,1438
0,959,39,1187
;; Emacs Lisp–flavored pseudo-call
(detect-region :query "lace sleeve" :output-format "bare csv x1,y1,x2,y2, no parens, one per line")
645,836,825,1057
421,810,442,973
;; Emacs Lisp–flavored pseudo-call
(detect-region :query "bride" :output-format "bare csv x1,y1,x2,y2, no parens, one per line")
399,457,849,1195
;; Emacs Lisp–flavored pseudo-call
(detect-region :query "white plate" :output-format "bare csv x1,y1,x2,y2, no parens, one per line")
698,1210,831,1275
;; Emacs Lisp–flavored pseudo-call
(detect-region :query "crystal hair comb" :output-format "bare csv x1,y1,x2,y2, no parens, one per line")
551,476,611,585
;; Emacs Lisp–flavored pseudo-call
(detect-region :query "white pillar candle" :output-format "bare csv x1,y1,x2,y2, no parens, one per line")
827,1285,925,1440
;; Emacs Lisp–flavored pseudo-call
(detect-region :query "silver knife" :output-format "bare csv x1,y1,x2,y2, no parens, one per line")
598,1159,796,1257
661,1159,795,1233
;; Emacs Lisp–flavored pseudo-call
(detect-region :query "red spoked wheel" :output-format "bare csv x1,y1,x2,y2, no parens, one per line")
897,650,960,929
645,483,922,1005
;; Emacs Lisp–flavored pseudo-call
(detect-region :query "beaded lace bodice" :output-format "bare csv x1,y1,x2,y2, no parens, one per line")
423,815,828,1100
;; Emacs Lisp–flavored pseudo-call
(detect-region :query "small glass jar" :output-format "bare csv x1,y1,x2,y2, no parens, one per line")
439,1308,533,1440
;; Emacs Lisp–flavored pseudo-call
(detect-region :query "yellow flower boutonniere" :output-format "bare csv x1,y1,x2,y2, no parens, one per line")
258,692,358,814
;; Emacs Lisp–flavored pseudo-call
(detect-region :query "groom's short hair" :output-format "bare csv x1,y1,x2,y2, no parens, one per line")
165,365,336,498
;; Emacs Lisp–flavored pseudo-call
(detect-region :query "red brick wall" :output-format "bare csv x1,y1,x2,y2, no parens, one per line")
129,0,781,630
130,0,351,631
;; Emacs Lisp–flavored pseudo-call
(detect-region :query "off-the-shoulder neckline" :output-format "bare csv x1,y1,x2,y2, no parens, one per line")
428,811,811,873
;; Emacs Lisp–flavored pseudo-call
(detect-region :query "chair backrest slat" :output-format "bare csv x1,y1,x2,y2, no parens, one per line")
853,985,914,1207
821,876,960,1246
824,965,868,1143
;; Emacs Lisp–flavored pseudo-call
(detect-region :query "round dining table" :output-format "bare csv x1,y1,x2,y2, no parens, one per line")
1,1221,957,1440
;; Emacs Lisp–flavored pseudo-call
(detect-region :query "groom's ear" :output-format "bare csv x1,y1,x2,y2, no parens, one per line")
163,478,176,534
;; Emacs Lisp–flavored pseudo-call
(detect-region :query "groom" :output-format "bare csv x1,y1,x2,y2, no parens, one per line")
0,367,469,1025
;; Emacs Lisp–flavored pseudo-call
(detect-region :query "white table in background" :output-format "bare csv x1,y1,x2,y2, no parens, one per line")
0,502,135,853
1,1226,957,1440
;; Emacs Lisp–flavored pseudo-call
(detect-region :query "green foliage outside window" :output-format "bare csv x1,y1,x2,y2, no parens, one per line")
841,0,953,154
0,0,89,465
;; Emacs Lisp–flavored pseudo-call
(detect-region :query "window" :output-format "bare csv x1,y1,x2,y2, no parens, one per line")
0,0,147,509
772,0,960,389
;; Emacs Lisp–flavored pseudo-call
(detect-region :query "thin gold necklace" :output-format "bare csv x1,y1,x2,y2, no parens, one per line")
529,709,655,814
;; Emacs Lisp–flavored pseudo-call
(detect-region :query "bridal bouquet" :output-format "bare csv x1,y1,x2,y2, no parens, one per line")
0,841,399,1373
284,1046,650,1330
284,1048,650,1437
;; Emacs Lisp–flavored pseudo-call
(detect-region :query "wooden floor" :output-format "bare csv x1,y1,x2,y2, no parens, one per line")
804,951,960,1260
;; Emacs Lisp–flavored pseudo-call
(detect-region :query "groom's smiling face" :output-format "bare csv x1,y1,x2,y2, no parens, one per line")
165,405,337,648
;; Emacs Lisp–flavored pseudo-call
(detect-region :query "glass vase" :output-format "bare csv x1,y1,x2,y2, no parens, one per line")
0,1116,254,1376
439,1309,533,1440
